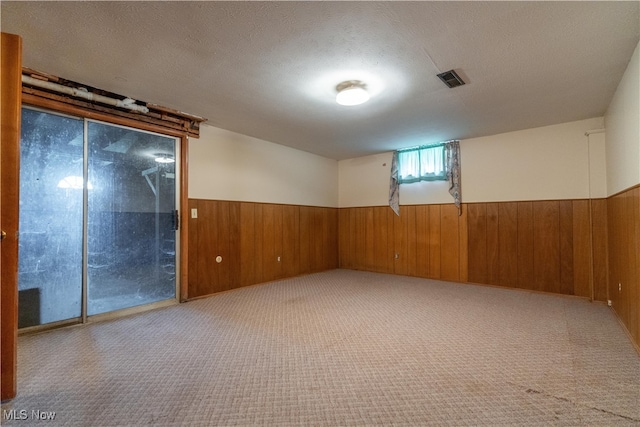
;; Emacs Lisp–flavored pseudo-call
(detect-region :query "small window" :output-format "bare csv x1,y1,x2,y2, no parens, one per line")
397,143,447,183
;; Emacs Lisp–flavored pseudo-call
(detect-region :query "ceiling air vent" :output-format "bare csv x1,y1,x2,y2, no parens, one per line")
437,69,465,88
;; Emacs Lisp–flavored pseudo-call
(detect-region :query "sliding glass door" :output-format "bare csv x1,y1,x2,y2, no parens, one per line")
86,121,177,315
18,107,179,328
18,109,84,327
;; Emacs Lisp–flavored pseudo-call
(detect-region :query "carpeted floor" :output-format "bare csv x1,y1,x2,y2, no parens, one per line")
2,269,639,426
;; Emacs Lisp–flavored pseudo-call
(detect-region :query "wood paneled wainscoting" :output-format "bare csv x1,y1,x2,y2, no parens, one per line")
467,200,608,300
187,199,338,299
338,200,607,301
338,204,468,282
607,186,640,349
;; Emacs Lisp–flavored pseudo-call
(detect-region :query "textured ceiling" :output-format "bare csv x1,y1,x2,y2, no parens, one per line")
2,1,639,160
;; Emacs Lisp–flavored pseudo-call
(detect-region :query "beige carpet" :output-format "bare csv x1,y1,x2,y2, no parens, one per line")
2,269,639,426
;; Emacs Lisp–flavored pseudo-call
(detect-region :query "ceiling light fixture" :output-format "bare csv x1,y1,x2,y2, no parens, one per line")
336,80,370,106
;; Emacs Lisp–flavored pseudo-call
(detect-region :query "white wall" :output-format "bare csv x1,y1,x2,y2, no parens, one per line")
605,40,640,195
189,111,612,209
462,117,606,203
338,117,606,207
337,152,457,207
189,124,338,207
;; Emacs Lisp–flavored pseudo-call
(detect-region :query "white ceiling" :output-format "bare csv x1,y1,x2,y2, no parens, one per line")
2,1,639,160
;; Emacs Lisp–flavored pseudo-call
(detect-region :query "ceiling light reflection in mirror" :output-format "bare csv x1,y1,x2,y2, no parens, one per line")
57,176,93,190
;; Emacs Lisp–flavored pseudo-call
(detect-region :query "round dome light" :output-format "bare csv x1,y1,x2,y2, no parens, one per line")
336,81,370,106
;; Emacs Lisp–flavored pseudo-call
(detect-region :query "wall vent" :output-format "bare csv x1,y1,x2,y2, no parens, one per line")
437,70,465,88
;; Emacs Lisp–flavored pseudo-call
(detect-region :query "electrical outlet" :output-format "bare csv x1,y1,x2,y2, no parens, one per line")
607,300,612,307
277,256,281,262
394,253,400,260
619,283,622,292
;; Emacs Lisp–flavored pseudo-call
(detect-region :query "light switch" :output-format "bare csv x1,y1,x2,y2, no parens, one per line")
191,208,198,219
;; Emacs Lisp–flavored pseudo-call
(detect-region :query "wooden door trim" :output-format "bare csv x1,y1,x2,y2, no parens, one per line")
1,32,22,402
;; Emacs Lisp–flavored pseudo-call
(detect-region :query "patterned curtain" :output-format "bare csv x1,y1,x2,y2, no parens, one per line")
445,140,462,215
389,151,400,216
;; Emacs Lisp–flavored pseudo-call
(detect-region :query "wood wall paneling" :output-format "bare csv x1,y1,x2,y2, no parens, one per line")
309,207,337,273
627,191,634,344
361,208,378,271
498,203,518,288
559,201,574,296
254,204,265,284
628,187,640,348
311,207,323,272
467,204,487,284
354,208,366,271
572,200,591,298
327,208,339,270
217,201,233,292
533,201,560,293
228,202,242,290
621,191,631,326
625,190,636,342
627,191,640,349
608,195,622,313
458,206,469,283
190,200,242,297
516,202,535,290
300,206,313,274
486,203,500,286
239,202,256,287
282,204,300,278
324,207,333,271
197,200,217,296
464,199,605,299
187,199,200,295
607,187,640,349
207,200,223,293
393,206,409,276
346,208,355,270
428,205,441,279
262,204,283,282
338,208,350,270
414,205,430,278
372,207,390,273
440,204,460,282
591,199,608,302
188,200,339,299
337,203,467,282
385,208,397,273
406,206,419,277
